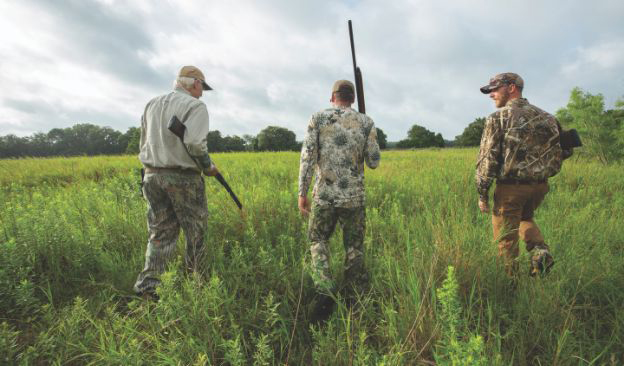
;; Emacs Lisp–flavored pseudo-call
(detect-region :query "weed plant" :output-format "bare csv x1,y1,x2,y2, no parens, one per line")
0,150,622,364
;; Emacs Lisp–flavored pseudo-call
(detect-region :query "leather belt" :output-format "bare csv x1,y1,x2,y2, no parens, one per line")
144,167,200,175
497,178,547,185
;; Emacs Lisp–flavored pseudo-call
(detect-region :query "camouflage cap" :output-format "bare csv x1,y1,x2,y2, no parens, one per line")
332,79,355,94
480,72,524,94
178,65,213,90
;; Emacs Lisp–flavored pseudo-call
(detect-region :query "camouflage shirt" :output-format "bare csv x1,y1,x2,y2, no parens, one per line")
476,98,565,199
299,106,380,208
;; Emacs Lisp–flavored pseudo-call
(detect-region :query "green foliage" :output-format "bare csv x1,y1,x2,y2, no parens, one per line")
454,117,485,147
0,123,141,158
0,150,623,364
397,124,445,148
435,266,488,365
0,322,20,364
376,127,388,149
124,127,141,154
206,130,225,152
556,87,624,164
222,135,247,152
256,126,298,151
242,134,259,151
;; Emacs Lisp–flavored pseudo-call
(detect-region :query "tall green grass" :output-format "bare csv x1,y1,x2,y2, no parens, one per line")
0,150,622,365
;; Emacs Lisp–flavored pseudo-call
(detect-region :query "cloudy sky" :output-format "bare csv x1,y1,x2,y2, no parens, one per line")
1,0,622,141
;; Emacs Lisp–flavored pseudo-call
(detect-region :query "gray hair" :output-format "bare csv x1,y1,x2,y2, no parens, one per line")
174,76,196,90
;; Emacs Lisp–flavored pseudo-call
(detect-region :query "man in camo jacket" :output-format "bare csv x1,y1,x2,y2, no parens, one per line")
476,72,572,277
134,66,219,299
298,79,380,318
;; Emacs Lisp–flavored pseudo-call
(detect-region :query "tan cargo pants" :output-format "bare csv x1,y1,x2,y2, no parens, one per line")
492,182,550,275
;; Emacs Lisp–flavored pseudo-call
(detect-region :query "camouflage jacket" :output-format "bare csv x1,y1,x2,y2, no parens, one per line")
298,106,380,208
475,98,568,199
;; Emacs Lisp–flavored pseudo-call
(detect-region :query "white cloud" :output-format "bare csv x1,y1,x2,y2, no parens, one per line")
562,40,624,75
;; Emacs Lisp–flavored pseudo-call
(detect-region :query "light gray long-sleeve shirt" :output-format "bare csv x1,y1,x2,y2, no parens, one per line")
138,87,212,173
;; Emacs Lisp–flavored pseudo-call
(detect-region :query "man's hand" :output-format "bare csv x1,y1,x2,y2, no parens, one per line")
478,199,490,213
298,195,311,216
204,164,219,177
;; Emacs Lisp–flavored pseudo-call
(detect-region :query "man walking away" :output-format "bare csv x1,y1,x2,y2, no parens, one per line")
298,80,380,321
134,65,219,300
476,72,572,278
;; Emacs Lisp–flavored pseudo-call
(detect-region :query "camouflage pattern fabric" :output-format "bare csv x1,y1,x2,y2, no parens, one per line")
530,245,555,277
133,171,208,295
480,72,524,94
308,204,368,292
476,98,563,200
299,107,380,208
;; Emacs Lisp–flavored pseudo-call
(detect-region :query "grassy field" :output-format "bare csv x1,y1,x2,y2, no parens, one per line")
1,149,623,365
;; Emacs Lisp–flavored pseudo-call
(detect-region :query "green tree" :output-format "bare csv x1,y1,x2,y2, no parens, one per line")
0,135,29,158
257,126,298,151
222,135,246,152
614,98,624,147
399,124,444,148
124,127,141,154
206,131,224,152
26,133,52,157
396,139,414,149
45,124,125,156
376,128,388,149
242,134,258,151
556,88,624,164
434,133,445,148
454,117,485,147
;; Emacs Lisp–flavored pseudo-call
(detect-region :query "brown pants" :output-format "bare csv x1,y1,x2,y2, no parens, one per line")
492,182,549,275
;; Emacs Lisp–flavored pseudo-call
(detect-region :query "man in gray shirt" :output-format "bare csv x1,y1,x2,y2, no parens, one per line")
134,65,218,299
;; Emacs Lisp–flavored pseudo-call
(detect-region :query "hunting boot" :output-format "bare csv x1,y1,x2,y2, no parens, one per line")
310,291,336,324
529,244,554,277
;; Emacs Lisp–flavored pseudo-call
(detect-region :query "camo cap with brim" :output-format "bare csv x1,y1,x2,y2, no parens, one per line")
480,72,524,94
178,65,213,91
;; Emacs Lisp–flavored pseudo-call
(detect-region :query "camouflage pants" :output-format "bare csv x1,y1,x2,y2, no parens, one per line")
492,182,550,276
308,204,368,293
133,172,208,295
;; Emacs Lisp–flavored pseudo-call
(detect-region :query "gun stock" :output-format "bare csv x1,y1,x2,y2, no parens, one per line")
167,115,186,139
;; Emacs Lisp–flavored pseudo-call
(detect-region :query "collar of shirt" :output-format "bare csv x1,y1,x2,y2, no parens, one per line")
506,98,529,108
174,86,192,96
331,105,355,111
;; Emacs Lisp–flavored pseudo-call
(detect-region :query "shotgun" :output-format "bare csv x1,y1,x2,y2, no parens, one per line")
168,116,243,210
348,20,366,114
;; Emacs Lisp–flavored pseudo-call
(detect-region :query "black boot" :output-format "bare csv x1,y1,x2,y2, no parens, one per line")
311,292,335,324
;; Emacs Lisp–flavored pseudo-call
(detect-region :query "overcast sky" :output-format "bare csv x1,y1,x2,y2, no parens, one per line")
1,0,622,141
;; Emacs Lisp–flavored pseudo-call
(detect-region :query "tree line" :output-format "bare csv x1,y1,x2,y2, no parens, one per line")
0,123,387,158
1,87,621,161
0,124,141,158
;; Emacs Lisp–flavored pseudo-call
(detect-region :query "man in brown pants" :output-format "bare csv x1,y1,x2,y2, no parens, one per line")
476,73,571,277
